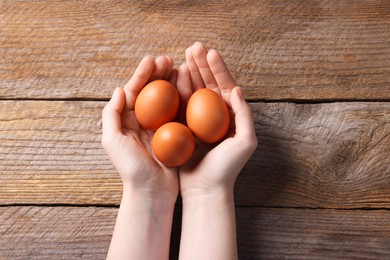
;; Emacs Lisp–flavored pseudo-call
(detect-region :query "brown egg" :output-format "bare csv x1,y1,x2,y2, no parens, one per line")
134,80,179,131
186,88,230,143
152,122,195,167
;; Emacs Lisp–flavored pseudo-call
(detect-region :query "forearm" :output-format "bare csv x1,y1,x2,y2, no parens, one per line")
179,189,238,260
107,185,176,260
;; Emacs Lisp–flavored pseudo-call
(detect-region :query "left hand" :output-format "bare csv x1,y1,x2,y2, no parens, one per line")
176,42,258,198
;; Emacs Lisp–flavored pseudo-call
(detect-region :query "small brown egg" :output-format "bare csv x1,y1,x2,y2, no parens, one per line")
186,88,230,143
135,80,179,131
152,122,195,167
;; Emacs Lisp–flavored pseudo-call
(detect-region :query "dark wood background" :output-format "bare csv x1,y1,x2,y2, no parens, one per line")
1,1,389,259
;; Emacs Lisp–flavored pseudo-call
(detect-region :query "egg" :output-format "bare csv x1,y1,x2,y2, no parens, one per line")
152,122,195,167
186,88,230,143
135,80,179,131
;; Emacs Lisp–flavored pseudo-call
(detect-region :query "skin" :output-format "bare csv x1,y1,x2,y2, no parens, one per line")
102,42,258,260
177,42,258,260
102,55,179,260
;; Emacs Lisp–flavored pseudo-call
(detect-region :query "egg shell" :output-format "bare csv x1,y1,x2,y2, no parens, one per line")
152,122,195,167
186,88,230,143
134,80,179,131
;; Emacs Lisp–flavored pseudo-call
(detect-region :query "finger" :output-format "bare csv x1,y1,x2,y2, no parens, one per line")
150,55,169,81
124,55,155,91
185,45,204,91
230,87,257,152
124,56,155,110
102,87,125,138
176,63,192,123
168,68,178,86
207,49,237,104
192,42,219,93
162,55,174,80
177,63,192,103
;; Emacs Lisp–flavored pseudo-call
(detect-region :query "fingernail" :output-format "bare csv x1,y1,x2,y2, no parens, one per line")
237,86,244,99
112,87,121,98
113,87,119,95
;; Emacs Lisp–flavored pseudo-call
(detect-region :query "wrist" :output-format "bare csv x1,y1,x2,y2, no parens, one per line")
108,182,176,260
181,186,235,208
179,186,238,260
180,183,235,202
122,183,177,214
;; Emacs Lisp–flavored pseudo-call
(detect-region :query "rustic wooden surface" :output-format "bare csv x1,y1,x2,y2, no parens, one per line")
1,0,389,259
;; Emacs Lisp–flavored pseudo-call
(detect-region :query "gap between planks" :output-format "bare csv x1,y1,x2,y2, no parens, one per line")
1,204,389,212
1,97,390,104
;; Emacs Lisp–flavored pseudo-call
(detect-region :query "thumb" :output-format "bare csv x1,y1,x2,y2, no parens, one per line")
102,87,125,138
230,87,258,152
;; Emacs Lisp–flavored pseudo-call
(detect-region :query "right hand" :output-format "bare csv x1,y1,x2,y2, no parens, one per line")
101,55,179,203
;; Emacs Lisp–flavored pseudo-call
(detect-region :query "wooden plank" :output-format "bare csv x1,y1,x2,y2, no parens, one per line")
236,102,390,208
1,0,389,100
1,101,389,207
0,101,122,205
0,206,389,259
236,208,390,259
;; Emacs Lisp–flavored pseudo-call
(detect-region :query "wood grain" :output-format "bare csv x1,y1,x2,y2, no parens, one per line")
0,206,389,259
0,101,389,208
1,0,389,100
0,101,122,205
0,206,114,259
237,101,390,208
235,207,390,259
1,1,389,259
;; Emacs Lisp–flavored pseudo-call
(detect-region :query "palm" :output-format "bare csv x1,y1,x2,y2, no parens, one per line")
102,55,179,199
119,109,176,183
179,134,246,193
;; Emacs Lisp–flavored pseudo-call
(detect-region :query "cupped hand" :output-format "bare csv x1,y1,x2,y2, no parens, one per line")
177,42,258,198
102,55,179,202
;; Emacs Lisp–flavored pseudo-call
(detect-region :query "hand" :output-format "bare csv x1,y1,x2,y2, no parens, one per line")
102,55,179,203
177,42,258,198
176,42,257,260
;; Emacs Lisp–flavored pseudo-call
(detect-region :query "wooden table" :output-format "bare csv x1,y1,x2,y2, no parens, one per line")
1,1,389,259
